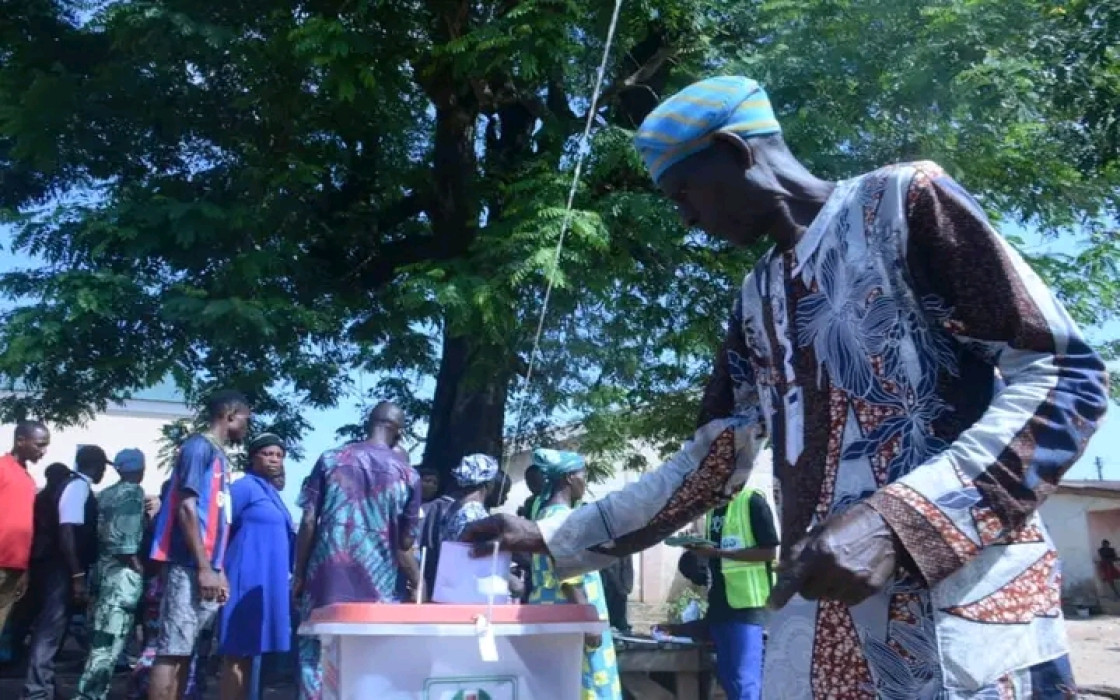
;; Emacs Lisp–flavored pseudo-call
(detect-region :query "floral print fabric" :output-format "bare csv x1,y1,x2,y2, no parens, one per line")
706,162,1107,699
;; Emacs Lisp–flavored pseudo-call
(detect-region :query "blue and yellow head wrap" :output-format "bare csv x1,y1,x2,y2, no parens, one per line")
531,448,585,508
634,76,781,184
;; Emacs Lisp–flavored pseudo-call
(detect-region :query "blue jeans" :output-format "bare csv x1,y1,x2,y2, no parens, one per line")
709,621,764,700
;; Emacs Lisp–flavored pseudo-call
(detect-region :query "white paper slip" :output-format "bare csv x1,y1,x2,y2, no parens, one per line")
432,541,513,604
475,615,500,663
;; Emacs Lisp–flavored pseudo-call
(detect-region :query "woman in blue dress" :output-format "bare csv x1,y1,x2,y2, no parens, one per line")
528,449,621,700
219,433,294,699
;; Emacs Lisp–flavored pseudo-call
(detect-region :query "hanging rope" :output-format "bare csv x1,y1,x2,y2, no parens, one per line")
503,0,625,465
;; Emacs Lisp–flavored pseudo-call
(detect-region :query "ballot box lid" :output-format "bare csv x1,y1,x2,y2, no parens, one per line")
300,603,605,637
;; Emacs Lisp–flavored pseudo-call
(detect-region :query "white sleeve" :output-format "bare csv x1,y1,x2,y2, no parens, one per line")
58,480,90,525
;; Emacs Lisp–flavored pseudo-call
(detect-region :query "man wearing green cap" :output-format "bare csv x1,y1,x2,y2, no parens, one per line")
75,448,148,700
466,76,1108,698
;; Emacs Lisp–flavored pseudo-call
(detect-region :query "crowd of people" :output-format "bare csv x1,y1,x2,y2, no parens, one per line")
0,391,642,700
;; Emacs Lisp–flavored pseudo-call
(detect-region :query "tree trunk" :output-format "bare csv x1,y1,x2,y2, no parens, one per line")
422,332,513,477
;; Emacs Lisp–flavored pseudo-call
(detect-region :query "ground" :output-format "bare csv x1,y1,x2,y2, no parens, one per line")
0,612,1116,698
1068,616,1120,694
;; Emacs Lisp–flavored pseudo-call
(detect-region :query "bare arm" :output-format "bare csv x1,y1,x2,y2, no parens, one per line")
293,507,317,587
59,526,83,578
396,534,421,601
396,468,423,600
176,495,211,571
716,546,777,563
57,480,90,602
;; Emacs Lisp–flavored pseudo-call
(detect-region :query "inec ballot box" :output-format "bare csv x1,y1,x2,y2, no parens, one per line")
299,603,604,699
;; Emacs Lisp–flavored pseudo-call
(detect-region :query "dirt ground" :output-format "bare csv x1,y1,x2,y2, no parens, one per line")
0,610,1115,697
1067,615,1120,692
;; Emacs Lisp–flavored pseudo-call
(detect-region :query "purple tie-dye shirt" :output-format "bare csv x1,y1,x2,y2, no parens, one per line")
297,441,421,610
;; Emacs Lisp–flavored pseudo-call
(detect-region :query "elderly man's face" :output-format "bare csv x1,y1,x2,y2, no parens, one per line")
658,138,778,248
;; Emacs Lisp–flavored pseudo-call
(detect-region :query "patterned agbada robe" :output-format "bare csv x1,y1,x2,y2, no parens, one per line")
703,161,1108,698
296,441,421,700
537,161,1108,700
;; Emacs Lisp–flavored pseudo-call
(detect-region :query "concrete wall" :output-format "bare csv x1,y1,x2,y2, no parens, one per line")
2,397,194,496
1040,493,1120,605
497,439,775,605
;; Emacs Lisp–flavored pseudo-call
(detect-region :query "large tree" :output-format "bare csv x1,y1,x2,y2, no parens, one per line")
0,0,1116,475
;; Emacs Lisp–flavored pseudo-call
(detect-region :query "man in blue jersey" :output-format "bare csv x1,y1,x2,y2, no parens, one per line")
147,390,251,700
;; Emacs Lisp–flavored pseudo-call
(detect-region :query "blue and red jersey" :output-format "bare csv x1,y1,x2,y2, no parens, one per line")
149,434,232,570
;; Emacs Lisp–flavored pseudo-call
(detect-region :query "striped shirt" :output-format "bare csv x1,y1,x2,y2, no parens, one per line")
149,434,232,570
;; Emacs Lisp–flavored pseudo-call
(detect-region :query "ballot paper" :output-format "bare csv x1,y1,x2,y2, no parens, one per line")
432,541,513,604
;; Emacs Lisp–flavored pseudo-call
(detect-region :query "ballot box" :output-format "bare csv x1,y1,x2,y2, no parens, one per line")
299,603,605,699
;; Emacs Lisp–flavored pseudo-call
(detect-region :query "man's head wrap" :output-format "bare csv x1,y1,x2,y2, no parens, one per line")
634,76,781,184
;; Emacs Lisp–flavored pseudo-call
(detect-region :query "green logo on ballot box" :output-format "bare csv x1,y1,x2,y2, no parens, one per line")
423,676,517,700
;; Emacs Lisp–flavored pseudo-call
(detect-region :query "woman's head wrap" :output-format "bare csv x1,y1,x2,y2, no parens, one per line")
451,453,500,489
532,448,586,505
247,432,285,458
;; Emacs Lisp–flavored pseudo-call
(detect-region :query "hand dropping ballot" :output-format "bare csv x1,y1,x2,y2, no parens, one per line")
432,542,512,604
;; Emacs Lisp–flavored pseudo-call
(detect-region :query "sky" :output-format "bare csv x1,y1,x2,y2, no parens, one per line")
0,221,1117,514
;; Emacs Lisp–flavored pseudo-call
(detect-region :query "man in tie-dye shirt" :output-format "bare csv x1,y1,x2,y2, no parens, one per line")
293,401,421,700
466,76,1109,699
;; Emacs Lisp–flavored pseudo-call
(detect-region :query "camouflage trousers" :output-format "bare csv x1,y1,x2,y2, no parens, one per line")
75,559,143,700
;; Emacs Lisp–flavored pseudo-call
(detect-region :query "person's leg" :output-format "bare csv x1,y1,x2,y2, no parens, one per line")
220,656,251,700
22,564,70,700
708,622,737,699
709,621,762,700
740,623,764,700
149,565,205,700
0,568,23,632
606,585,630,634
76,566,143,700
298,635,322,700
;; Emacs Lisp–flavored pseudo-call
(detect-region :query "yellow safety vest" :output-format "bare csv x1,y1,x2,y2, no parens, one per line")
707,487,775,609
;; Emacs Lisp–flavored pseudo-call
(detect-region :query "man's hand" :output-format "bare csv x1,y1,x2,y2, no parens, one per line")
584,633,603,650
769,503,898,610
684,544,720,559
144,496,161,519
197,567,225,602
461,514,547,558
71,574,89,607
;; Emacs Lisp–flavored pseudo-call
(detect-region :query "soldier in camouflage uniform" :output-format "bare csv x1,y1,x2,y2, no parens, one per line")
75,448,147,700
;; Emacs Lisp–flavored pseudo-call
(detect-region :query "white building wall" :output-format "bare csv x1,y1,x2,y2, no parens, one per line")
1040,493,1120,604
1,398,194,496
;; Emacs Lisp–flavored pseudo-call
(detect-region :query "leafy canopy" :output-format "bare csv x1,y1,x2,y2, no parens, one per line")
0,0,1115,474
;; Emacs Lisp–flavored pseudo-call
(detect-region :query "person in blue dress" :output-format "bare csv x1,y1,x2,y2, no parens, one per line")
218,433,294,699
528,449,621,700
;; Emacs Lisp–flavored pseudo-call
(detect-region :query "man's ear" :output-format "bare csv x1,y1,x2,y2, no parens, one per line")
711,131,754,172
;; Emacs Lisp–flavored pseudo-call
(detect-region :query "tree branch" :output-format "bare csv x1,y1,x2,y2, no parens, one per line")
582,43,676,123
598,45,674,108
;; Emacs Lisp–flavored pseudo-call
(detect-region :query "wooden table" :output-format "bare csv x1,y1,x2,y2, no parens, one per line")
616,638,716,700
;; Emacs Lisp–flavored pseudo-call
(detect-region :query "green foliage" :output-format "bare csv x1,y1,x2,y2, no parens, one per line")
0,0,1116,473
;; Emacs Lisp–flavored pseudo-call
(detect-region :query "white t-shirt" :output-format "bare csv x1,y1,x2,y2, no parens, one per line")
58,472,93,525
